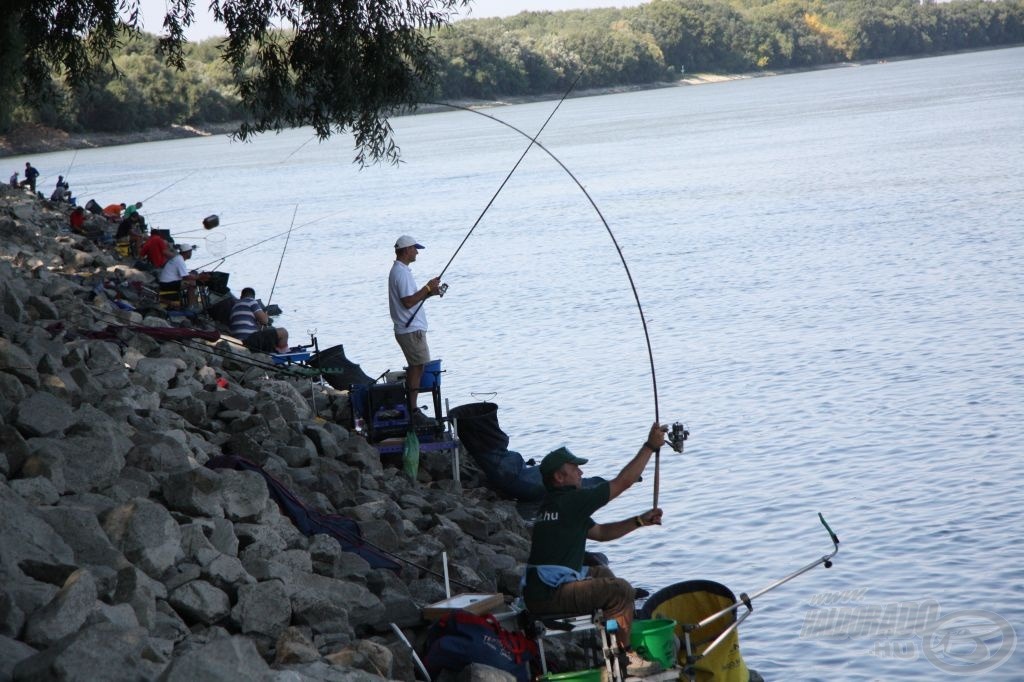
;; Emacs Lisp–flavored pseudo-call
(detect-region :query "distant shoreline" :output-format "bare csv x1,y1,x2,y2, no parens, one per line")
0,47,1012,159
0,65,852,158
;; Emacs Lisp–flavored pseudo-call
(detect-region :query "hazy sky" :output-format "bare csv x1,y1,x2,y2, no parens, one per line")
135,1,648,41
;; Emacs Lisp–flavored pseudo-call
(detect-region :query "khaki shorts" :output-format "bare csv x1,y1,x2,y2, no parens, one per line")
395,330,430,366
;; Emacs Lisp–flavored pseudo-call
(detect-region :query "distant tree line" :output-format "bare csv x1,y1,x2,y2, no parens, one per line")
5,0,1022,137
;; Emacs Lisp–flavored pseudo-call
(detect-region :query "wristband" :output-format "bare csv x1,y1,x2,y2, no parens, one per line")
644,441,659,452
635,515,645,527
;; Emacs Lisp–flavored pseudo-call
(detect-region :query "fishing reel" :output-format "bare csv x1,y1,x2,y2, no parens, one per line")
668,421,689,453
437,283,449,297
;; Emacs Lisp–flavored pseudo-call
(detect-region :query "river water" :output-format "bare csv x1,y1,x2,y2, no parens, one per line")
10,47,1023,679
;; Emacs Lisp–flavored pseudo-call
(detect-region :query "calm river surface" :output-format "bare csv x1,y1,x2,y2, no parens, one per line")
12,46,1023,679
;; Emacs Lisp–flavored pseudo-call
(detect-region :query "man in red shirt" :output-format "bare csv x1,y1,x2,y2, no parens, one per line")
139,232,173,269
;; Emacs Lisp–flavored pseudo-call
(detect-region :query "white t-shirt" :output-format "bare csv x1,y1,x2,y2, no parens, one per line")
389,260,427,334
159,255,189,283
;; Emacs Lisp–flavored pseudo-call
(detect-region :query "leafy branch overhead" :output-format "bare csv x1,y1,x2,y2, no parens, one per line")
6,0,469,164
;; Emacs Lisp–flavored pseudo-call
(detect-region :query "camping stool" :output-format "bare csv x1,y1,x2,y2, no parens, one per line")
526,609,608,677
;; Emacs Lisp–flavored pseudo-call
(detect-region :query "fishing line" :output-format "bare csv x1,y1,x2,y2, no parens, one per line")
426,100,666,506
281,134,317,163
62,149,78,184
140,169,200,203
404,74,581,329
191,209,344,271
268,204,299,306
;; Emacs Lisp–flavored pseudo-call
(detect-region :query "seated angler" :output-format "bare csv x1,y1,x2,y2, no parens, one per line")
523,423,668,677
229,287,289,353
157,243,202,308
138,230,174,271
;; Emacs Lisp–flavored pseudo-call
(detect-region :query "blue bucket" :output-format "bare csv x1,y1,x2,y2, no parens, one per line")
419,359,442,389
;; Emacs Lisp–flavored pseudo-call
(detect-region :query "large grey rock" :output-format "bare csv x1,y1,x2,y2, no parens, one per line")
167,579,231,625
289,573,383,637
9,475,60,505
0,374,27,424
0,484,75,576
125,430,194,473
23,568,98,648
12,622,166,682
162,467,225,518
258,381,313,422
13,390,75,437
273,626,321,665
325,638,394,677
231,580,291,638
157,635,275,682
219,468,269,521
0,635,36,681
35,504,125,569
0,337,39,387
134,357,184,390
113,566,167,629
102,498,182,579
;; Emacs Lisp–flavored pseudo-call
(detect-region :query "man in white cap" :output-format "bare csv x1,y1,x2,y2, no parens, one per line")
158,243,201,308
389,235,443,423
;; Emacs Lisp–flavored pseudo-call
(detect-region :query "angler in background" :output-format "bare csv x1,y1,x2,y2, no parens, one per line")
158,243,203,308
523,422,667,677
124,201,143,219
20,162,40,192
8,171,17,187
103,202,126,221
388,234,443,425
230,287,289,353
138,229,174,271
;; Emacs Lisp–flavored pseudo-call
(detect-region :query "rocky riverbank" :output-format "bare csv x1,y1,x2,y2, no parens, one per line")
0,185,578,680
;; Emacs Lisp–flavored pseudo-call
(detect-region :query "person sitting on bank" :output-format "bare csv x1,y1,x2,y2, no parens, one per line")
230,287,289,353
9,171,19,187
157,243,202,308
103,202,126,221
138,230,174,270
115,212,145,258
523,423,667,677
69,206,87,235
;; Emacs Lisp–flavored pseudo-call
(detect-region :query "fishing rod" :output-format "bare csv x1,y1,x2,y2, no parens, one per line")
403,74,581,331
140,168,199,202
268,204,299,306
191,209,344,271
423,100,690,505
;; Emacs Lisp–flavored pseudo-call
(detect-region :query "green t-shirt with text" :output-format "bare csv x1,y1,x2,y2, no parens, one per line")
524,481,611,600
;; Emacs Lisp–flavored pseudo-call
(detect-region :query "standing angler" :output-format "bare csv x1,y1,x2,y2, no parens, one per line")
388,235,443,424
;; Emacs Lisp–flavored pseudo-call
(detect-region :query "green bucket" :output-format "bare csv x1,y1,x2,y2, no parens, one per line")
630,618,677,668
540,668,603,682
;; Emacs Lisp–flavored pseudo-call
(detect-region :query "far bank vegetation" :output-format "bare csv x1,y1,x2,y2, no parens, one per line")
4,0,1023,138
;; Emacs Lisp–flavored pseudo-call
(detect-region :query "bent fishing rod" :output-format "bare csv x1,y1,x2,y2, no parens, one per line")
419,98,690,506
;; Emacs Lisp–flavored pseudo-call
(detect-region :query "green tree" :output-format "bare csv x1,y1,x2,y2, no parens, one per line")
3,0,469,163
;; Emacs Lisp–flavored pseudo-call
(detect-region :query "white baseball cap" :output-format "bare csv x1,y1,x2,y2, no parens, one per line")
394,235,424,250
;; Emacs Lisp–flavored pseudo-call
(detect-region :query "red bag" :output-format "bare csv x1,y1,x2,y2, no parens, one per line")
422,609,538,682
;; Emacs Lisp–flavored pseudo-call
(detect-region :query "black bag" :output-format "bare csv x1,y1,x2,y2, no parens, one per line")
422,610,538,682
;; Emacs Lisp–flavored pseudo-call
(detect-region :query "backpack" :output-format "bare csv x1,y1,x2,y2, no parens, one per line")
422,610,538,682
